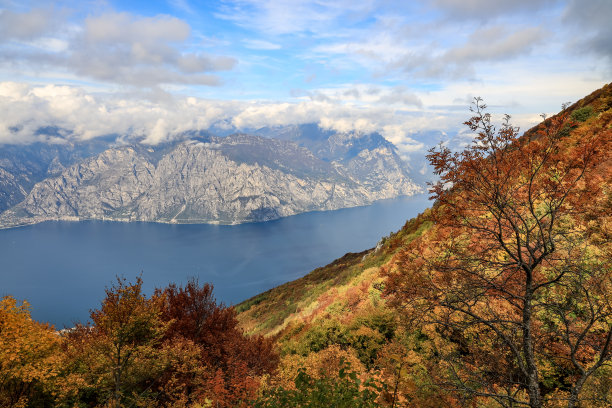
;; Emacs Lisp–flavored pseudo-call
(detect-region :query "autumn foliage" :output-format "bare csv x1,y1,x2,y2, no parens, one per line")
156,280,278,407
1,278,277,407
0,297,60,407
386,94,611,407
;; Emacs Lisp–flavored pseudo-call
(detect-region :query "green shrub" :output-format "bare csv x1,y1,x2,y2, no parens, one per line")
571,106,593,122
299,320,350,354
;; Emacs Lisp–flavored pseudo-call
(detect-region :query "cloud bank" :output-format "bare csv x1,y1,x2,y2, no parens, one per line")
0,81,434,154
0,1,608,160
0,8,236,88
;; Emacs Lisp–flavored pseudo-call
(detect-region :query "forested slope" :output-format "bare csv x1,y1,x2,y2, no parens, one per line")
238,83,612,407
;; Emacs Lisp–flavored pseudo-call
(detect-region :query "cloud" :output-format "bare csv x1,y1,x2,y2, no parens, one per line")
75,12,237,86
214,0,377,36
386,25,545,79
295,85,423,108
0,82,237,144
0,81,431,156
0,7,57,41
563,0,612,63
0,75,606,158
307,13,547,82
443,26,545,63
432,0,560,19
0,10,237,88
376,86,423,108
168,0,195,14
243,39,282,50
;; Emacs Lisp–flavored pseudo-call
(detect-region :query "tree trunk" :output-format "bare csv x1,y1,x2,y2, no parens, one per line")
114,345,122,408
567,375,587,408
523,290,541,408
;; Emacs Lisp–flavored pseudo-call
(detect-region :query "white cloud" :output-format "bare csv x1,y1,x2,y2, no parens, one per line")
214,0,377,36
0,82,434,156
243,39,282,50
0,9,237,88
2,74,604,157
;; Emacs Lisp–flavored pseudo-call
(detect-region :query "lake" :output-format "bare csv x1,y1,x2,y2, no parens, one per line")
0,194,431,327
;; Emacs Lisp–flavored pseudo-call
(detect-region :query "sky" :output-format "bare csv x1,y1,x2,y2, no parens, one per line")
0,0,610,157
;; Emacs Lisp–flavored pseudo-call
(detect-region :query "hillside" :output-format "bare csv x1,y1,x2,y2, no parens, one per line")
236,212,432,336
237,83,612,407
238,83,612,335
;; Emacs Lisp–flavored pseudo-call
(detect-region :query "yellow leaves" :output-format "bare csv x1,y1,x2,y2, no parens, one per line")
0,296,60,406
272,344,366,391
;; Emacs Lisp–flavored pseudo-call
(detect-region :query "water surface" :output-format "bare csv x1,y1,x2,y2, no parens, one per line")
0,194,431,327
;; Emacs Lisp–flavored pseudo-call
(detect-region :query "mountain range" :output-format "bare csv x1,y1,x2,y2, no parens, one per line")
0,126,421,228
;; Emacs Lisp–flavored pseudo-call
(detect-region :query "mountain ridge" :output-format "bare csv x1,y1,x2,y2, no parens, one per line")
0,128,421,228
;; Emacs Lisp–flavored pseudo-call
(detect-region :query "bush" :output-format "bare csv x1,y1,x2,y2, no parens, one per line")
571,106,593,122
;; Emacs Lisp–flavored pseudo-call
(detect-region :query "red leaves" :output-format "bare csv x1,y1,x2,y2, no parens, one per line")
154,279,279,407
7,278,280,407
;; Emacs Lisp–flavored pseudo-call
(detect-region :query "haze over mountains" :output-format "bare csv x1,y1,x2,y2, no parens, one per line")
0,124,421,228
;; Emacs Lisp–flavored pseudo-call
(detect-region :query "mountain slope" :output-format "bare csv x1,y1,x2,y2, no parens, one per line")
0,133,421,228
236,83,612,406
0,136,113,212
238,83,612,336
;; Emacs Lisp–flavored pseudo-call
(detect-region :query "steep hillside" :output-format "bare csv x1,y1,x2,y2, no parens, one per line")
237,83,612,407
236,212,432,336
238,82,612,335
0,136,114,212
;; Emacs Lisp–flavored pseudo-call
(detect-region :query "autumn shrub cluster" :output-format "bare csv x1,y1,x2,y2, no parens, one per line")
0,278,278,407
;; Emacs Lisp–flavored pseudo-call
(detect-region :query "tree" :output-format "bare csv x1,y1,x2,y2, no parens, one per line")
61,276,169,407
156,279,279,407
0,296,60,407
386,98,611,407
254,358,381,408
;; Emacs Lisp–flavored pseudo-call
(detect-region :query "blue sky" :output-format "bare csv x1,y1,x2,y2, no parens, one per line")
0,0,610,155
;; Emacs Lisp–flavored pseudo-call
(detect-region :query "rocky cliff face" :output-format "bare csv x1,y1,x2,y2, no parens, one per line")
0,132,421,228
0,136,117,212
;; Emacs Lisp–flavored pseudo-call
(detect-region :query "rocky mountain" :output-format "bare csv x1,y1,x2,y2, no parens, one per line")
0,134,118,213
253,124,396,161
0,131,421,228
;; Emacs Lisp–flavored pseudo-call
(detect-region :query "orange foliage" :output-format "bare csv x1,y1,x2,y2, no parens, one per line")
0,296,60,407
386,95,612,407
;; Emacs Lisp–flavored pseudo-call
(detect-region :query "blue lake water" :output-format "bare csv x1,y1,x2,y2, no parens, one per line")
0,194,431,328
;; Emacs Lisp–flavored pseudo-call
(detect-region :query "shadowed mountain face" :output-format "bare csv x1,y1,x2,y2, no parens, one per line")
0,129,421,228
0,136,117,213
